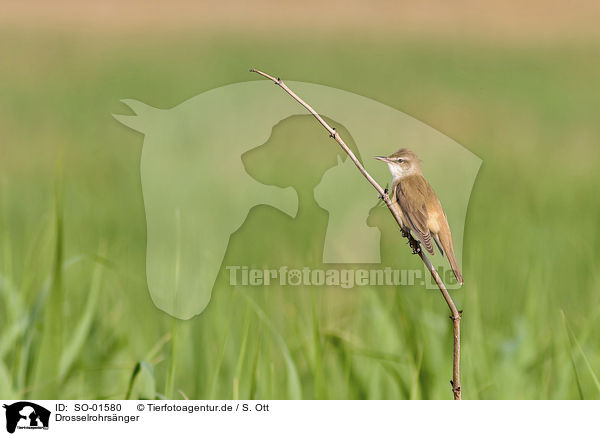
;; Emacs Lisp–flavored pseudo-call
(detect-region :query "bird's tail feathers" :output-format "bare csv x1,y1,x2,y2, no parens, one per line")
439,232,463,285
447,249,464,285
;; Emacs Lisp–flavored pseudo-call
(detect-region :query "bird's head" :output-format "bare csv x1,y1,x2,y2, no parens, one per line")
374,148,421,180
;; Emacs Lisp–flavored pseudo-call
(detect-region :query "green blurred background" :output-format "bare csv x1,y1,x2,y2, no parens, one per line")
1,1,599,400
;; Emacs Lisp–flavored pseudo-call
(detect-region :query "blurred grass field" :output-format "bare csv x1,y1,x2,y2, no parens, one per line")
1,23,600,400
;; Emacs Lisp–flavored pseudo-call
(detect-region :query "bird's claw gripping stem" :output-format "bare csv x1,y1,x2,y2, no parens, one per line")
402,231,421,254
379,187,389,201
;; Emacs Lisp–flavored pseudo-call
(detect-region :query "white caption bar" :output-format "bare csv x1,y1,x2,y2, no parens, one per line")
0,400,597,435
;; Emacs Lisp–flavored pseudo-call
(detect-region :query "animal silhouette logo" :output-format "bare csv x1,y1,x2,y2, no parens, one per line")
3,402,50,433
114,80,481,319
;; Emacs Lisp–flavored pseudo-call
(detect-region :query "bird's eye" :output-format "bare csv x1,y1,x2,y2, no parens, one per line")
397,158,404,163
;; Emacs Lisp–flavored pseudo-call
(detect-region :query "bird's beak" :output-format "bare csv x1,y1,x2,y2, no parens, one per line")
374,156,390,163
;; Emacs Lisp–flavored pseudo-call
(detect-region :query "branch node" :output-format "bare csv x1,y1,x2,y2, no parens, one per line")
450,313,462,321
329,127,337,139
450,380,461,393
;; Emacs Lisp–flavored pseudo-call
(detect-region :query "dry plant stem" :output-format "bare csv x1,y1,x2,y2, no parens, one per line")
250,68,462,399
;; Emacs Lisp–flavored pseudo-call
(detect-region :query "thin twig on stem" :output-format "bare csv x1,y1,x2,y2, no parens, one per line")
249,68,462,399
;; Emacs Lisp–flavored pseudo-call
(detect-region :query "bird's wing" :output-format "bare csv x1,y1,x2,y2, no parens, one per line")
424,182,464,285
395,175,435,255
432,233,444,256
390,183,407,230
